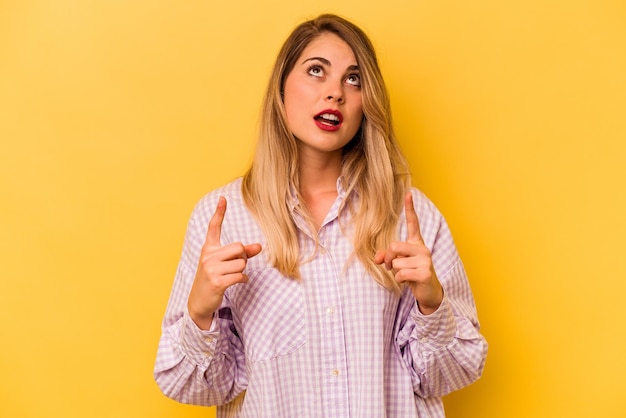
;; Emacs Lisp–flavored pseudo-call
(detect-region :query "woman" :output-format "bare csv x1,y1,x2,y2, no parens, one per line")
155,13,487,417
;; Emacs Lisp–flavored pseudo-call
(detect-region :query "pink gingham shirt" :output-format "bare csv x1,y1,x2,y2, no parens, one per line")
154,178,487,417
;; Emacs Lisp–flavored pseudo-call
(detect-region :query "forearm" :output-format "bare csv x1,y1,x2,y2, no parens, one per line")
398,259,488,398
408,297,487,397
154,309,243,405
154,255,244,405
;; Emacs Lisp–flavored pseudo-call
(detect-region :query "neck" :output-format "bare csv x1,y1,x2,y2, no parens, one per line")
296,149,342,230
297,151,342,195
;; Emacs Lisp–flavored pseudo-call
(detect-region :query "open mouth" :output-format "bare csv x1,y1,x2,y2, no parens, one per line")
315,113,341,126
314,110,343,130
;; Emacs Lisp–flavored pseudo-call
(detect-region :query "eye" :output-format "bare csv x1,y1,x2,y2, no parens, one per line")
307,64,325,78
345,73,361,87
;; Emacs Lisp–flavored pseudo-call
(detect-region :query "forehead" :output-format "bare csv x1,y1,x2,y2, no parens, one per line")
298,32,357,63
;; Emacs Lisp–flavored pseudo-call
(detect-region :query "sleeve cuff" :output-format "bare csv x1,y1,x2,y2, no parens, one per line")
179,308,221,365
411,296,456,350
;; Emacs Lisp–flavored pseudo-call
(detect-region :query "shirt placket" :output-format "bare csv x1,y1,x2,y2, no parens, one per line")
291,186,351,417
315,220,350,417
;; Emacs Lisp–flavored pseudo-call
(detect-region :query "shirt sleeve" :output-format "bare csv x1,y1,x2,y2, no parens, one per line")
395,190,488,398
153,201,247,406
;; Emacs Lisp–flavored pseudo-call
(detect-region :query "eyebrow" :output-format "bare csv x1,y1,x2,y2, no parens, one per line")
302,56,359,71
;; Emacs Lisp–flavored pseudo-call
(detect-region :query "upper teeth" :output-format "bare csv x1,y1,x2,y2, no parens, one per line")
320,113,339,122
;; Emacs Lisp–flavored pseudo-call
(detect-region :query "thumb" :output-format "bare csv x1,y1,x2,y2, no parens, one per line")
244,243,262,259
374,249,386,265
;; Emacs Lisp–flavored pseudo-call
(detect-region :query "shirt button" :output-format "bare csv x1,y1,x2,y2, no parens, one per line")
331,369,340,377
420,337,429,343
319,247,327,255
326,306,335,315
203,351,211,357
204,337,213,343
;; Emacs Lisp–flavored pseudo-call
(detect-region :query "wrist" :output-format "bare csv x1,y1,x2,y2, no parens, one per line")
417,301,440,315
188,309,215,331
414,285,444,315
187,299,218,330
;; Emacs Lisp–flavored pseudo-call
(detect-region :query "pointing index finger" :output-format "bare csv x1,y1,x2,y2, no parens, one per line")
405,192,423,244
206,196,226,248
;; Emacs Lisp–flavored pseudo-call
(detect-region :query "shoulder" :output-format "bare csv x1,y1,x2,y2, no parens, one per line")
407,187,445,237
406,187,461,276
190,177,263,245
193,178,245,218
409,187,439,213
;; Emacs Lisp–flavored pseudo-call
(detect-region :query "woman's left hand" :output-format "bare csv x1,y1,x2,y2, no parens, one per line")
375,192,444,315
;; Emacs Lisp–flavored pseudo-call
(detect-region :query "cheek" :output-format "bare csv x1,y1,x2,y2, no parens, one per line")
349,90,363,112
348,100,364,137
283,77,308,117
356,104,364,120
349,96,364,123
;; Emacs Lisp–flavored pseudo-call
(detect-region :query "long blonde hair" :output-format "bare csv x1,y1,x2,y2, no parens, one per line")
242,14,411,291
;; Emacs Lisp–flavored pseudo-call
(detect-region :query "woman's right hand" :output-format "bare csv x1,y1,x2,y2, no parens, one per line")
187,196,262,330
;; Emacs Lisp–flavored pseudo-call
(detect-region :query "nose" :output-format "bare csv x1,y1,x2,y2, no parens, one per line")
324,81,344,103
326,94,344,103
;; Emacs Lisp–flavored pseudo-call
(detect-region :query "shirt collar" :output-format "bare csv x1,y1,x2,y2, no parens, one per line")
287,176,349,212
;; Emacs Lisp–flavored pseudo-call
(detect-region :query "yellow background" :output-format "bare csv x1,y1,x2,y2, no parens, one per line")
1,1,625,417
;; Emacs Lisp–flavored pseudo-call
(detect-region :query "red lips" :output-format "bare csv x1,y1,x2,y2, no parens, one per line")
313,109,343,132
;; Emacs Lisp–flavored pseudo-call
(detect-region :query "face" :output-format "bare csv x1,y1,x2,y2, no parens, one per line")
283,33,364,160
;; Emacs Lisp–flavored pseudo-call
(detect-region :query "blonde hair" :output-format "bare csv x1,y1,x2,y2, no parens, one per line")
242,14,411,291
